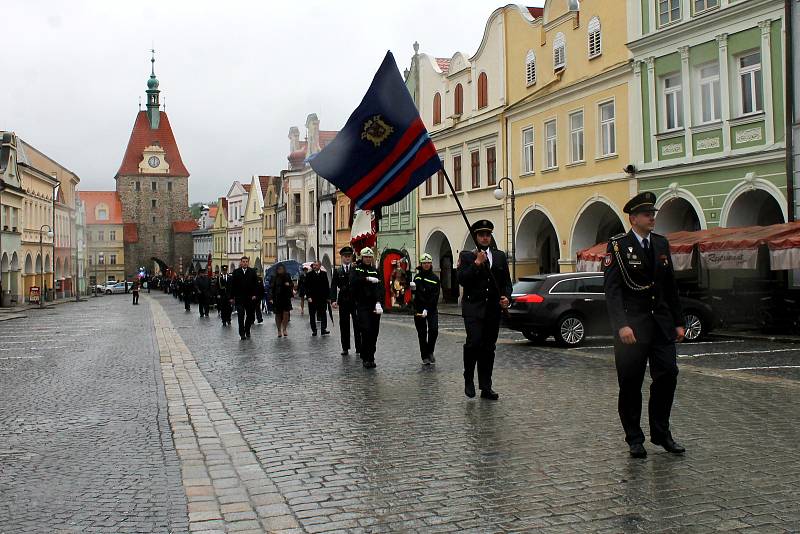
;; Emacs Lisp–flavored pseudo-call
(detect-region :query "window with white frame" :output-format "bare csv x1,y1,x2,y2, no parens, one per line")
658,0,681,26
738,51,763,115
544,120,557,169
553,33,566,71
698,63,721,123
522,127,534,173
599,101,616,156
588,17,601,58
663,74,683,130
694,0,718,14
525,50,536,86
569,111,584,163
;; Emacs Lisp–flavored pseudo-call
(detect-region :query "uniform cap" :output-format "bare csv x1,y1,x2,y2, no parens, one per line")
339,246,354,255
420,253,433,263
470,219,494,233
623,191,659,214
360,247,374,257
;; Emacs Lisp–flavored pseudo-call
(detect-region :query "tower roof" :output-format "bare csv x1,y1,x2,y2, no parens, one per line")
115,110,189,178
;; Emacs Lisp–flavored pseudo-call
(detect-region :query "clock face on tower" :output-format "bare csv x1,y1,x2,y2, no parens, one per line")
148,156,161,168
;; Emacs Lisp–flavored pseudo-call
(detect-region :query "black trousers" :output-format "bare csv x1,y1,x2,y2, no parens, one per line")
308,300,327,332
613,318,678,445
236,299,256,337
218,299,232,324
414,309,439,359
198,295,209,317
463,309,501,390
356,307,381,362
255,300,263,322
184,295,191,311
132,292,139,305
338,303,361,352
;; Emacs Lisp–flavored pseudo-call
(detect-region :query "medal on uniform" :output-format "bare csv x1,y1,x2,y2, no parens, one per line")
628,246,633,253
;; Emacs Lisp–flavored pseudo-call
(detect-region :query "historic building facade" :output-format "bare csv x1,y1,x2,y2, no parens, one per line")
0,132,24,305
225,181,247,270
192,205,213,273
79,191,126,285
628,0,788,233
115,56,194,277
211,199,228,273
261,176,280,266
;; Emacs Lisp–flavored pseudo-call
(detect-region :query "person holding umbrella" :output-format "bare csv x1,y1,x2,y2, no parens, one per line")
411,253,441,365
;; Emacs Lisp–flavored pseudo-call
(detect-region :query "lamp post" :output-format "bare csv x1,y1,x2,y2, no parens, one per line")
39,224,53,308
493,177,516,281
93,252,98,297
99,251,106,294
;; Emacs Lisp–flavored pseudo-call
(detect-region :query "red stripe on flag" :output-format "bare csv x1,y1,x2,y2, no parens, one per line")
345,118,427,200
361,141,438,210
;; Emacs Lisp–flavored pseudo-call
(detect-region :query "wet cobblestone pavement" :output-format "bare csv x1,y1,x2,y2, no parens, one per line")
1,293,799,533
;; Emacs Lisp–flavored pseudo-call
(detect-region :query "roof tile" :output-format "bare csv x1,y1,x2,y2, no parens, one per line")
78,191,123,225
116,111,189,178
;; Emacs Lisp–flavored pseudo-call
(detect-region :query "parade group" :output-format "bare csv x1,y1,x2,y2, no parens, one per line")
136,192,688,458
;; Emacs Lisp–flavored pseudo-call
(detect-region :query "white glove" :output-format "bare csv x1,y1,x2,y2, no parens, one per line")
366,276,380,284
421,309,428,318
409,281,416,289
374,302,383,315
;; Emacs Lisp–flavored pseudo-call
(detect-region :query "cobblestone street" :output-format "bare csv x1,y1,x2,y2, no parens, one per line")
2,293,800,533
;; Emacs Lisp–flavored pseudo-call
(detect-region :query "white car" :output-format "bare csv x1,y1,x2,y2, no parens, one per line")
105,282,127,294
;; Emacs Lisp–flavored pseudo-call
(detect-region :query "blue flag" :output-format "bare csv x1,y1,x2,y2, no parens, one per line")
310,51,442,210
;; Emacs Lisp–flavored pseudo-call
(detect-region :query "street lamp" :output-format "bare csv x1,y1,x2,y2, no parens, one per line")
493,177,516,281
99,251,107,288
39,224,54,308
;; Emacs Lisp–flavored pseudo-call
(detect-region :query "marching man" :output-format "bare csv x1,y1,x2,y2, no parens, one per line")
350,247,383,369
411,253,440,365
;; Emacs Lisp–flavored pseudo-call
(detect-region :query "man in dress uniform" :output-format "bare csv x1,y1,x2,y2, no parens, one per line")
229,256,260,340
350,247,383,368
457,220,513,400
181,275,195,312
330,246,361,356
603,191,686,458
217,265,233,326
194,269,211,317
410,253,441,365
306,261,331,336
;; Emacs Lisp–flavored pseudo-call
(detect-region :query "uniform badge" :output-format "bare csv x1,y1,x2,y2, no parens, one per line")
628,246,633,253
659,254,669,266
603,253,613,267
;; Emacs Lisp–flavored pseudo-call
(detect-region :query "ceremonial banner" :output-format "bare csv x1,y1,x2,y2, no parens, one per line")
310,52,442,210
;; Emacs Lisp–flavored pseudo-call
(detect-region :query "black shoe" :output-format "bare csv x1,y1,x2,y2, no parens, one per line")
363,360,376,369
629,443,648,458
341,350,349,356
312,331,317,337
240,336,247,341
651,437,685,454
321,330,330,336
246,332,251,339
257,319,263,324
429,355,436,363
422,358,431,365
464,381,476,398
480,389,499,400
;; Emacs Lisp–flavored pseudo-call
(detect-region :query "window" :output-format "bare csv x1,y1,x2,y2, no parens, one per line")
738,52,763,115
551,279,579,294
698,63,721,123
599,101,617,156
522,127,534,173
437,168,445,194
98,230,105,241
454,83,464,115
544,120,557,169
470,151,480,188
569,111,584,163
152,216,156,223
151,181,157,192
453,155,462,191
151,199,157,208
97,207,108,221
167,181,173,192
580,276,605,294
663,74,683,130
433,92,442,125
477,72,488,109
486,147,497,186
553,32,566,71
659,0,681,26
110,254,117,265
308,191,315,221
98,254,105,265
293,193,301,224
135,181,141,192
525,50,536,86
109,230,116,241
694,0,718,13
425,176,432,196
587,18,602,59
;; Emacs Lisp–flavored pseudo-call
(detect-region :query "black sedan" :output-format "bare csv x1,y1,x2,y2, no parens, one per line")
502,272,715,346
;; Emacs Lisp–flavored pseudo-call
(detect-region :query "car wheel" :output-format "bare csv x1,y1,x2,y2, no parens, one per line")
106,289,112,295
683,311,704,342
522,331,548,344
556,314,585,347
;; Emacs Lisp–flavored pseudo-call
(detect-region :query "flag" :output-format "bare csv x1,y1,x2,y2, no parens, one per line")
310,51,442,210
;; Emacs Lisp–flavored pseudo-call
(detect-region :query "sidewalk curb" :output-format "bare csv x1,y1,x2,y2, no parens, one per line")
711,331,800,345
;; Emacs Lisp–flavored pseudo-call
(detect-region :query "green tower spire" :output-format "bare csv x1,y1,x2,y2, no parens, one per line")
146,49,161,129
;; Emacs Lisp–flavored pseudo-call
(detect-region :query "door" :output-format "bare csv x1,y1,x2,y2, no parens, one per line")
576,275,609,334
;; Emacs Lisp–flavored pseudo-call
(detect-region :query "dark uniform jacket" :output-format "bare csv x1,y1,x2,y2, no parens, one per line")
305,270,330,302
457,248,513,319
412,268,440,313
229,267,260,303
181,279,195,297
349,261,383,310
330,264,356,305
603,230,683,341
194,275,211,297
218,273,232,299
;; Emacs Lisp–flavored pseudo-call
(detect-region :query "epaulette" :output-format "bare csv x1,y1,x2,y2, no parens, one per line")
610,232,627,241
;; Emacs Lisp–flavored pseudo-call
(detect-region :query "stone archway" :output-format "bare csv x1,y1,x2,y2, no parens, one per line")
25,253,33,275
308,247,316,263
656,197,702,233
321,254,332,279
571,200,625,257
425,230,457,303
516,209,561,275
724,189,785,227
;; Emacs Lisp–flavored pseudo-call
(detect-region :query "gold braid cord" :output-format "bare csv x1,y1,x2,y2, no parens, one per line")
612,241,653,291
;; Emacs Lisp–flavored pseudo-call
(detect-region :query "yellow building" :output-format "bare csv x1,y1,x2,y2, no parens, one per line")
243,176,269,273
210,197,228,272
261,176,280,267
77,191,126,285
504,0,635,275
334,190,352,257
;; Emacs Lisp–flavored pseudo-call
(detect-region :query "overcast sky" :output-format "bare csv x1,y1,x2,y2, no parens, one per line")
3,1,543,203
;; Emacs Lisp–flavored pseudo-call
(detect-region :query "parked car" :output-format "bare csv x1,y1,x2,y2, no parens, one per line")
105,282,127,294
503,272,716,346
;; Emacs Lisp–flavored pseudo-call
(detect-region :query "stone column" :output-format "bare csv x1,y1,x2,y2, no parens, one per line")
631,61,645,165
717,33,731,152
759,19,774,145
679,46,693,159
646,57,658,161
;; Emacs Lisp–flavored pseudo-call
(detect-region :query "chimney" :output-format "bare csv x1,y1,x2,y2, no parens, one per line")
288,127,300,152
306,113,321,154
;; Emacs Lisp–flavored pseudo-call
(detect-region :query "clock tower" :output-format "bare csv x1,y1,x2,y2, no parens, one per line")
115,53,195,276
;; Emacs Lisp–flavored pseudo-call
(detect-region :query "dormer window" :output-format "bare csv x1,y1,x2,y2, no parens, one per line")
525,50,537,86
96,204,109,221
588,17,602,58
553,33,566,71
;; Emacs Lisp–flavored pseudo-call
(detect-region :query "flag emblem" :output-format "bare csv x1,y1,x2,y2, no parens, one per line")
361,115,394,147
